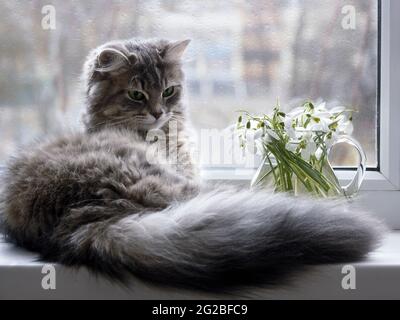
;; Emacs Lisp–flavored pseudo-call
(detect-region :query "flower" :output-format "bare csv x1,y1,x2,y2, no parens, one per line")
308,117,332,132
301,140,317,161
235,100,355,197
286,106,304,118
236,100,354,168
244,128,264,154
336,114,354,135
265,128,280,140
330,106,346,114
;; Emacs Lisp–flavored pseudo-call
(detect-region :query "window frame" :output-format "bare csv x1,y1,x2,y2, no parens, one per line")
202,0,400,229
378,0,400,191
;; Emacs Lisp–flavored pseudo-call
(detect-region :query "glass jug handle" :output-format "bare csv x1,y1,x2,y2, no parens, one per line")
328,135,367,197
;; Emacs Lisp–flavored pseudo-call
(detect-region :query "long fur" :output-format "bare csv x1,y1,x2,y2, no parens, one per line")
37,186,383,292
0,38,385,293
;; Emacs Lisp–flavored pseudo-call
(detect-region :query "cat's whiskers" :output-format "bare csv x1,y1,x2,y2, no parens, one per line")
88,116,132,130
105,118,136,129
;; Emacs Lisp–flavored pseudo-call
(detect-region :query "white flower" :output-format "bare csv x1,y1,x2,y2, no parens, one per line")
325,132,339,148
255,139,265,156
254,128,263,140
266,128,280,140
338,120,353,135
313,111,331,119
301,141,317,161
315,102,327,111
330,106,346,114
286,141,299,153
284,116,294,131
315,147,324,160
294,127,312,140
308,118,331,132
236,101,356,166
244,128,262,140
245,140,257,155
287,106,304,118
307,109,333,132
329,113,353,135
285,125,299,140
244,128,263,154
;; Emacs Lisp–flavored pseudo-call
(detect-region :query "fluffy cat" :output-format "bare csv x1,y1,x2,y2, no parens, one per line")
0,38,384,292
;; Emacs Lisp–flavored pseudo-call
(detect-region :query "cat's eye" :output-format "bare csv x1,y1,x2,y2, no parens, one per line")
162,86,175,98
128,90,146,102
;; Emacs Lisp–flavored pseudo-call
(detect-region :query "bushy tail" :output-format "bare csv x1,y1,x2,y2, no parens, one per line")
48,187,384,292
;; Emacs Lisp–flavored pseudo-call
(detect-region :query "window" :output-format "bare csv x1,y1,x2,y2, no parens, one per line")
0,0,378,167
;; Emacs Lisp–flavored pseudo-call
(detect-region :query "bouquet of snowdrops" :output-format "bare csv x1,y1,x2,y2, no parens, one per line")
236,101,355,197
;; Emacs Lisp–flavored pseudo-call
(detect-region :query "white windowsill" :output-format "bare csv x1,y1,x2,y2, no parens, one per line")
200,167,397,191
0,233,400,299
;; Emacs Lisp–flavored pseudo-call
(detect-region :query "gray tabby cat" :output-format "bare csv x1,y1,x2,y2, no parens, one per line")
0,38,384,292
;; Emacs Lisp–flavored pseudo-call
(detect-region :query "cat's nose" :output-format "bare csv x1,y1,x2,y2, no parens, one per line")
151,111,163,119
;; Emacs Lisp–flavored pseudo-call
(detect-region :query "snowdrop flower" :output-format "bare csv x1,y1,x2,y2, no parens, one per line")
315,102,327,111
284,118,299,141
315,147,324,160
330,106,346,114
286,141,299,153
245,140,258,155
284,116,294,131
243,128,265,155
301,141,317,161
253,128,264,140
255,139,265,156
286,106,304,119
244,127,263,140
308,117,332,132
266,128,280,140
338,120,354,135
313,111,331,120
244,130,258,155
287,126,302,140
325,133,338,149
334,114,353,135
235,101,357,197
294,127,311,140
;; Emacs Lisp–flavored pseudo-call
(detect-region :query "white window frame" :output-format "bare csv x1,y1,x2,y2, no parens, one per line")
202,0,400,229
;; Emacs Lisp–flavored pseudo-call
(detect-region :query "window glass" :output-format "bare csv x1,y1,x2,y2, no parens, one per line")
0,0,378,166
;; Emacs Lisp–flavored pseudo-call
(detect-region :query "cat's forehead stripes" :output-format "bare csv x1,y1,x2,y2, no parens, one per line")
133,46,165,90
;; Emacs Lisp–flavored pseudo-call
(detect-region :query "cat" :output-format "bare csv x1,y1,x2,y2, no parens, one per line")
0,38,385,292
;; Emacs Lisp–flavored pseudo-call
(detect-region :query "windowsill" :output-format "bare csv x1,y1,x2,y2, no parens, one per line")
200,167,398,191
1,233,400,299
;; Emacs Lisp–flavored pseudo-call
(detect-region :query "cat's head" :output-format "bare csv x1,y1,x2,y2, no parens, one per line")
82,38,190,132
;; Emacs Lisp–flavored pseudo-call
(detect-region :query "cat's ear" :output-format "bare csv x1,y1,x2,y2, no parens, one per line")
161,39,191,61
95,47,136,72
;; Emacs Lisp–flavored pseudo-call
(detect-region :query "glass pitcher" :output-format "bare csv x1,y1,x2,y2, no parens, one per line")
250,135,366,198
